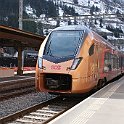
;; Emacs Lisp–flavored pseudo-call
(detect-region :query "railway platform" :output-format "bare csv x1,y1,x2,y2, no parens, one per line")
0,70,35,82
49,76,124,124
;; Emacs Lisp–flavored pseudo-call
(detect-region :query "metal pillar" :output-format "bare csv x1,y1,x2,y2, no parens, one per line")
19,0,23,30
18,0,23,75
17,46,23,75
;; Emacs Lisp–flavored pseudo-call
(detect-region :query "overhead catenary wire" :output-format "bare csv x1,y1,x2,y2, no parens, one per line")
22,13,124,22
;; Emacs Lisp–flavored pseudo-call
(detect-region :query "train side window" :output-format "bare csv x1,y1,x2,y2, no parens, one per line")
104,52,112,72
120,56,124,68
122,57,124,67
112,55,118,69
89,44,94,56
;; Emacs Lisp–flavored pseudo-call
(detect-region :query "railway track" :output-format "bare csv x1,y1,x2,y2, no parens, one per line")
0,77,35,100
1,75,122,123
0,96,83,124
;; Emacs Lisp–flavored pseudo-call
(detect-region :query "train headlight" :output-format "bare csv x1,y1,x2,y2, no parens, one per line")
71,57,82,70
38,57,42,69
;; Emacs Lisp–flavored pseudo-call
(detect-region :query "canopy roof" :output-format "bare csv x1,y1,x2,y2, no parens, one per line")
0,25,45,48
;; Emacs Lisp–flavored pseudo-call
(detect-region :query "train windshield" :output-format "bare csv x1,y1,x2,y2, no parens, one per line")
44,30,84,58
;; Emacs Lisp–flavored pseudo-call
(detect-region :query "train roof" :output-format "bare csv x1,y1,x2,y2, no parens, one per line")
92,31,117,50
53,25,90,31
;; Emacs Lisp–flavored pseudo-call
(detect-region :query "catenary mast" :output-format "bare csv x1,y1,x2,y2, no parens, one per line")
19,0,23,30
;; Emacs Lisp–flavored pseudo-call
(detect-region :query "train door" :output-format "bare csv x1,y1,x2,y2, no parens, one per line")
94,43,100,83
88,41,99,85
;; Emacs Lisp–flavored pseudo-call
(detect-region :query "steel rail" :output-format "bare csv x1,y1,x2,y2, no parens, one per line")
0,97,61,123
0,86,35,101
0,96,83,124
0,77,35,100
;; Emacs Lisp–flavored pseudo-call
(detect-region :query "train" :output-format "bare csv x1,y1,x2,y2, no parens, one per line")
0,50,38,67
35,25,124,95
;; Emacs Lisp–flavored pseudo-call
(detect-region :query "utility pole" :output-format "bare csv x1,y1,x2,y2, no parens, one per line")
19,0,23,30
18,0,23,75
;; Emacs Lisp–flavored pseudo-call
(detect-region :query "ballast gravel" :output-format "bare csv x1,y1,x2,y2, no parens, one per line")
0,92,56,118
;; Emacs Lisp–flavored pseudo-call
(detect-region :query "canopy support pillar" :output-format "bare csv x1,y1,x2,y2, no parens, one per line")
17,46,23,75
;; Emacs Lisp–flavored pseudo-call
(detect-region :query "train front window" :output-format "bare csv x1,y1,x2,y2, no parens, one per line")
44,30,84,58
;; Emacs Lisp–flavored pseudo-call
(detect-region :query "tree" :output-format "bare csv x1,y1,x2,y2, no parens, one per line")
56,20,60,27
95,6,100,12
23,20,37,33
68,19,71,25
74,17,78,25
0,0,19,27
95,19,97,25
116,10,121,16
46,1,58,17
99,18,103,28
73,0,78,4
88,0,90,6
90,5,95,15
7,15,18,28
23,11,37,33
37,22,44,36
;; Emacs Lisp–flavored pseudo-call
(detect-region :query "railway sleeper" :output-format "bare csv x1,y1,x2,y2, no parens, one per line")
37,109,59,114
16,118,44,123
30,112,54,117
24,115,49,120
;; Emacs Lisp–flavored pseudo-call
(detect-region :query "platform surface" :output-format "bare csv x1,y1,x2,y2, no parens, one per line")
49,76,124,124
0,70,35,82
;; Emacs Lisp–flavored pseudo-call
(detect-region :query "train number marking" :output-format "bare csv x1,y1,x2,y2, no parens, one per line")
51,65,61,70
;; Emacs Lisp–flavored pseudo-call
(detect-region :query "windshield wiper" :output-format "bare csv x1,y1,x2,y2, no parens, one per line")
45,40,54,57
74,32,84,55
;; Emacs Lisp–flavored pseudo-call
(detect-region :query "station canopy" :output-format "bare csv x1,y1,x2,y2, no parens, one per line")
0,25,45,49
0,25,46,75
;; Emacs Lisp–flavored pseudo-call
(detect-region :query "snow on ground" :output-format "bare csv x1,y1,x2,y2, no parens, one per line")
25,5,37,18
25,0,124,50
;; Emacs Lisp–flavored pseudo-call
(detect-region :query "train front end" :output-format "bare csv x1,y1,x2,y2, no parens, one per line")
35,26,89,94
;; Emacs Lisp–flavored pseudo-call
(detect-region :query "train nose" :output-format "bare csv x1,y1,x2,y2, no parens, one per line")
44,73,72,91
42,59,74,74
48,64,71,73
